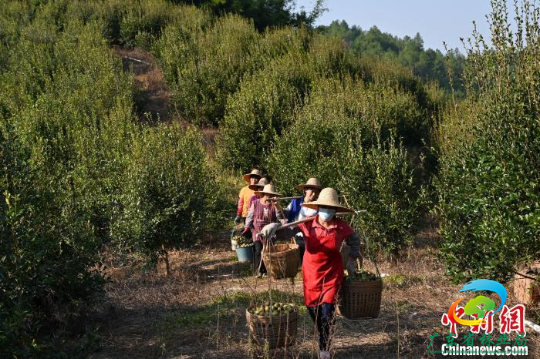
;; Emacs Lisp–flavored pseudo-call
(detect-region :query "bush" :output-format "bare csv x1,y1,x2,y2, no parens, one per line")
216,52,311,171
216,33,440,173
339,141,428,255
0,17,134,356
111,125,210,264
435,0,540,283
118,0,178,48
268,77,428,255
155,13,260,126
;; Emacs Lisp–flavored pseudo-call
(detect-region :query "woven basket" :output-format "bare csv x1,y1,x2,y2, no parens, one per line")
262,243,299,279
339,278,383,319
246,308,298,349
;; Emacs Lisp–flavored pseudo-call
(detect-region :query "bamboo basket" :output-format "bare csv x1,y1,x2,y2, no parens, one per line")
338,226,382,319
339,278,383,318
514,262,540,305
246,308,298,349
262,242,299,279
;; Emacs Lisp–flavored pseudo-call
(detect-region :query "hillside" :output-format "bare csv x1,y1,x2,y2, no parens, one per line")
1,0,539,358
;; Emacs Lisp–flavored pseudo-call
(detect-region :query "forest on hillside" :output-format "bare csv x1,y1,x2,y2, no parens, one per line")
317,20,466,93
1,0,539,357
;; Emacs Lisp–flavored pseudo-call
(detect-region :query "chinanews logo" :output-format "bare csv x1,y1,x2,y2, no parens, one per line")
447,279,508,327
427,279,529,356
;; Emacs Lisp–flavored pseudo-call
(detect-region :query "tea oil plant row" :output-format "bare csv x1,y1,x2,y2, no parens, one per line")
0,0,538,357
0,1,217,356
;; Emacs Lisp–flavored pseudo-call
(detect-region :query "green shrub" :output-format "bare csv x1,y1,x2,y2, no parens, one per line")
111,125,210,263
155,13,260,126
257,26,311,60
339,141,428,255
268,77,428,255
118,0,177,48
435,0,540,283
216,33,438,173
216,52,311,171
307,34,361,80
0,17,135,356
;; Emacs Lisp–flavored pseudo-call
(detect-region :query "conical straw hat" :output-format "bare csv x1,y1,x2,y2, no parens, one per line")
254,184,282,197
296,177,323,190
301,187,353,213
243,169,262,182
248,177,269,191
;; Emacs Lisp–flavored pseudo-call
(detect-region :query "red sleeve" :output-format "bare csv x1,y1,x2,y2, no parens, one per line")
298,222,310,238
237,197,244,216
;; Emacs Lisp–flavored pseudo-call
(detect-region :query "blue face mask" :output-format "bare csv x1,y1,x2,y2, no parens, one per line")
301,207,318,217
318,207,336,221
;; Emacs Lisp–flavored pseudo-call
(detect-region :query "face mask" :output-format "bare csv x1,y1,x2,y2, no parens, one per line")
302,207,318,217
318,208,336,221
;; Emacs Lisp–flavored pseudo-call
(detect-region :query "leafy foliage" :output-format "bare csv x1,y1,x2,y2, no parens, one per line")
435,0,540,283
170,0,326,31
0,2,222,356
267,77,429,255
217,51,312,170
0,15,131,356
111,125,210,263
155,13,261,126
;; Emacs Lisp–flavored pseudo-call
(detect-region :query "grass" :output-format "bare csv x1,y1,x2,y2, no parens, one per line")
383,273,423,288
165,289,307,330
155,289,309,357
162,290,305,334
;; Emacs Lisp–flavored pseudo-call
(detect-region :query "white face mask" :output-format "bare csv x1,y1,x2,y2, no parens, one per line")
319,208,336,221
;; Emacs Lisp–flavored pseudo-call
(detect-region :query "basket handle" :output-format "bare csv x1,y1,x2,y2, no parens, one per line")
341,195,381,278
360,234,381,278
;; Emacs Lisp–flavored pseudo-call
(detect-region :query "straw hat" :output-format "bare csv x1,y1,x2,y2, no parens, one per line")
243,169,263,182
254,184,282,197
248,177,269,191
296,177,323,190
301,187,353,213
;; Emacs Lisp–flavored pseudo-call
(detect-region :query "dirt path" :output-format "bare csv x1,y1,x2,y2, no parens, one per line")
88,226,539,359
114,46,173,123
112,46,219,148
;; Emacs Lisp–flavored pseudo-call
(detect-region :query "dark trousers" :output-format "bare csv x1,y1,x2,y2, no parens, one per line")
253,240,266,275
308,303,336,352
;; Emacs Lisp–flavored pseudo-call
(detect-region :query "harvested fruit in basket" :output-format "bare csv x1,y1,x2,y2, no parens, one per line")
233,235,253,247
249,302,297,316
346,270,380,282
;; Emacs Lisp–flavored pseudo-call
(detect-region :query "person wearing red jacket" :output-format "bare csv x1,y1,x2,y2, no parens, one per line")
260,188,361,359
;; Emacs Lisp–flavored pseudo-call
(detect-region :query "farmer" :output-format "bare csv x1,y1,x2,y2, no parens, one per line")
247,177,269,209
244,184,286,278
235,169,262,226
284,178,323,263
285,178,323,221
260,188,361,359
241,178,270,256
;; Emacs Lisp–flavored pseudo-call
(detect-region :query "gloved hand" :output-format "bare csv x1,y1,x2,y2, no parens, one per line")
242,227,250,237
234,215,242,225
346,258,357,275
260,223,280,240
